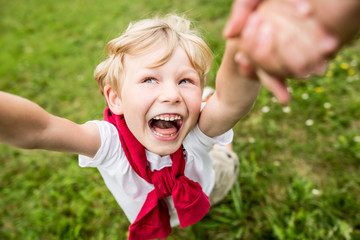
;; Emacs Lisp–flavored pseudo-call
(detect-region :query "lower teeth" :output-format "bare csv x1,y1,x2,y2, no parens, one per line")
151,128,176,137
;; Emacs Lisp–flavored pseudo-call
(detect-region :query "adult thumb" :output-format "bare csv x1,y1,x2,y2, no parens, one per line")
257,69,291,104
224,0,263,38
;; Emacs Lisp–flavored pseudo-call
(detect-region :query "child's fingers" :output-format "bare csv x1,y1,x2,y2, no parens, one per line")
257,69,291,104
235,52,255,77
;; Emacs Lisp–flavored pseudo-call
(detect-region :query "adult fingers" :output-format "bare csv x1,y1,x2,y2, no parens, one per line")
290,0,312,16
279,19,337,77
278,28,317,78
317,28,339,58
257,69,291,104
224,0,263,38
241,18,288,78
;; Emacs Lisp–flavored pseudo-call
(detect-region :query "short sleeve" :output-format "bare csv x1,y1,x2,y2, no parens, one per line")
78,120,125,169
191,124,233,148
198,101,234,146
212,127,233,146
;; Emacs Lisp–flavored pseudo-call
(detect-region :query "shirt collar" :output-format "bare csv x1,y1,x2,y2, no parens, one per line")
145,150,173,172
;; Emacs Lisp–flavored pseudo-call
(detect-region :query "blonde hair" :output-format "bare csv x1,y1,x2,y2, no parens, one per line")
94,14,213,95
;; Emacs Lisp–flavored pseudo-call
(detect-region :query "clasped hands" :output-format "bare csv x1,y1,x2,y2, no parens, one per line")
225,0,340,104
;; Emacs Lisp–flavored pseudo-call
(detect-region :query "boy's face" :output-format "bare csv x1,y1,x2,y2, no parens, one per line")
118,46,202,156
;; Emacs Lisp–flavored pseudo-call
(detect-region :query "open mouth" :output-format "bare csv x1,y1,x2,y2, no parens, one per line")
149,114,183,138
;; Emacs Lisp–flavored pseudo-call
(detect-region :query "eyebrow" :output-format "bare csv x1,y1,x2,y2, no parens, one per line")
176,65,199,74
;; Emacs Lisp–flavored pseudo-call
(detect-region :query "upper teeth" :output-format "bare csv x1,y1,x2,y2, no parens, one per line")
153,115,181,121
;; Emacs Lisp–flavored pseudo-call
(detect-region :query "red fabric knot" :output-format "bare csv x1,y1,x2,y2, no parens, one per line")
104,108,210,240
151,168,175,199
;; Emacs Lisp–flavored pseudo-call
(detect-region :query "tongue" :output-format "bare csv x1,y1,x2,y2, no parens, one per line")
152,120,178,136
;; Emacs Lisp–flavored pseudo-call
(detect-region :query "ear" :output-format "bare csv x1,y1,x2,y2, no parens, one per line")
103,85,123,115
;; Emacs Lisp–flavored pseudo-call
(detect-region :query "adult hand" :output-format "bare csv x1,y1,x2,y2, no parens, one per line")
230,0,339,103
240,0,338,78
224,0,289,103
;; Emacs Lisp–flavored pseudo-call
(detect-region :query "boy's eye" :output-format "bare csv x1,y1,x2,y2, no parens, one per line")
179,79,190,84
143,78,156,83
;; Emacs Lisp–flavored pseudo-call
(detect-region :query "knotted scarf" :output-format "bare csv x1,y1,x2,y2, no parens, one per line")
104,108,210,240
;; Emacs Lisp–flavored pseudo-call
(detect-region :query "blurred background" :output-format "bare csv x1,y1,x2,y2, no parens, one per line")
0,0,359,239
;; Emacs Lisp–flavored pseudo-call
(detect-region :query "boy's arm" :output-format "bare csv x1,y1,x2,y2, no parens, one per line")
0,91,100,157
198,39,261,137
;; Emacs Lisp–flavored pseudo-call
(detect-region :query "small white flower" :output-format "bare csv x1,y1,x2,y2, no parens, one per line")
312,189,321,195
271,97,278,103
324,102,331,109
350,59,358,67
248,137,255,143
25,46,34,53
287,87,293,93
77,74,85,81
346,76,354,83
305,119,314,126
282,106,291,113
262,106,270,113
354,136,360,143
302,93,309,100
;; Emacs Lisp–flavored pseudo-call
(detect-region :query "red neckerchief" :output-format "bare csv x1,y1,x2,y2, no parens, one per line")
104,108,210,240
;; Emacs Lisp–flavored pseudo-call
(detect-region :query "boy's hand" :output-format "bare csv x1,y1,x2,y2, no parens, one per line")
0,91,100,157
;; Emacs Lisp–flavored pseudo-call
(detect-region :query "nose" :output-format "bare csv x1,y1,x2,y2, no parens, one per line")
158,82,182,104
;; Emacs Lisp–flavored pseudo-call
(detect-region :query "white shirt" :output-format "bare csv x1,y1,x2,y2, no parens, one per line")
79,120,233,226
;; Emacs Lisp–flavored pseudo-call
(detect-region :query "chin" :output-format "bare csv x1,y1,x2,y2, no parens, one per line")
148,144,181,157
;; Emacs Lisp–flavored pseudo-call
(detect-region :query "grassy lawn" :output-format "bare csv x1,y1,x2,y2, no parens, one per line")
1,0,359,239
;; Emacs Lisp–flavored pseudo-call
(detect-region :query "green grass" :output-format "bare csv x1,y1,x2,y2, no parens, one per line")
1,0,359,239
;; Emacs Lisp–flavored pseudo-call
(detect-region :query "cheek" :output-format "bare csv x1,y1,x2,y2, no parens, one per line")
122,87,152,113
124,114,149,147
184,91,202,115
190,100,201,115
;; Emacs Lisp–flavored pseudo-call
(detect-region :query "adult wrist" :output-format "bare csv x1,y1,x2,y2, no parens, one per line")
311,0,360,45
